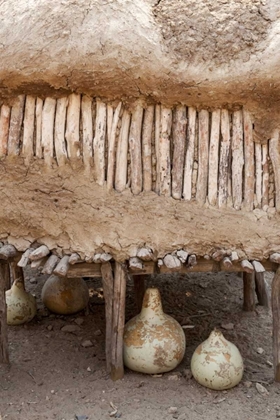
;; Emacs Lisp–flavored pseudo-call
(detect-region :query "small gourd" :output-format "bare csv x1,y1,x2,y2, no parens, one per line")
42,275,89,315
6,280,37,325
191,329,244,390
123,287,186,374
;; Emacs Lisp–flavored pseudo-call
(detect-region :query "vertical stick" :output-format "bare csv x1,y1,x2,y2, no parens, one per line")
107,102,122,190
93,100,107,186
142,105,154,192
7,95,25,156
0,263,9,363
255,142,262,208
218,109,231,208
262,143,269,208
159,107,172,196
155,104,161,194
243,110,255,211
255,272,270,308
0,105,11,157
133,275,146,314
111,262,127,381
107,105,114,154
81,96,93,169
42,97,56,166
208,109,221,206
183,107,196,200
243,272,256,311
172,105,187,199
232,110,244,210
65,93,81,159
196,110,209,204
101,262,114,373
272,267,280,381
22,95,36,162
129,102,144,195
35,98,43,159
269,130,280,211
54,97,68,166
115,110,131,192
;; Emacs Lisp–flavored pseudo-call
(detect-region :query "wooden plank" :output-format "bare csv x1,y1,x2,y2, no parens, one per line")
272,267,280,381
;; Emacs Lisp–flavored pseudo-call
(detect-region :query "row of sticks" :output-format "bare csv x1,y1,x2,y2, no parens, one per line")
0,94,278,210
0,242,280,276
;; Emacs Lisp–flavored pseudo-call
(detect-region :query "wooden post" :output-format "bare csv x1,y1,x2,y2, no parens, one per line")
272,267,280,381
218,109,231,208
115,110,131,192
133,275,146,314
243,110,255,211
10,262,24,285
129,102,144,195
22,95,36,163
94,100,107,186
255,272,270,308
196,110,209,204
142,105,154,192
232,110,244,210
101,262,114,373
54,97,68,166
159,107,172,196
35,98,43,158
0,104,11,157
81,96,93,169
262,143,269,208
255,142,262,208
111,262,127,380
208,109,221,206
243,272,256,311
172,105,187,199
42,97,56,166
107,102,122,190
183,107,196,200
0,263,9,363
269,130,280,211
65,93,81,159
155,104,161,194
7,95,25,156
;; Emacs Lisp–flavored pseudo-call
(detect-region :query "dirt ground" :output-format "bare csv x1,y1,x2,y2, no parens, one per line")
0,269,278,420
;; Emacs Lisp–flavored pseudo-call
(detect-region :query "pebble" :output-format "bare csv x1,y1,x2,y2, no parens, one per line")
168,407,178,414
29,277,37,284
221,322,234,330
61,325,81,333
257,347,264,354
50,390,55,394
47,325,53,331
87,367,92,372
243,381,252,388
75,317,84,326
168,373,181,381
93,329,102,336
266,360,273,367
81,340,94,348
256,382,269,395
182,369,192,380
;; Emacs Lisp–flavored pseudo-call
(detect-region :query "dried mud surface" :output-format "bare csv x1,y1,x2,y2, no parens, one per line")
0,269,278,420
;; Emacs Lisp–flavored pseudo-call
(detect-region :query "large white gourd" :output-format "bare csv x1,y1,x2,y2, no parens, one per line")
42,275,89,315
6,281,37,325
191,329,244,390
123,288,186,374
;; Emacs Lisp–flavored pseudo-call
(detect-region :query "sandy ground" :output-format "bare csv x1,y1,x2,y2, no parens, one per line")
0,269,278,420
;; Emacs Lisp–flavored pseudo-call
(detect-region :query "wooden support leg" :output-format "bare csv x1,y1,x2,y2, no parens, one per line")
101,262,114,374
243,272,256,311
272,267,280,381
0,263,10,363
133,275,146,314
255,272,270,308
10,261,24,287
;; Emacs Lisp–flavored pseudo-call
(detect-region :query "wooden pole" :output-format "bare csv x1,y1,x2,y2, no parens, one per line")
42,97,56,166
35,98,43,158
208,109,220,206
159,107,172,196
255,142,262,208
155,104,161,194
93,100,107,186
22,95,36,163
0,104,11,157
232,110,244,210
81,96,93,169
115,110,131,192
54,97,68,166
243,272,256,311
272,267,280,381
218,109,231,208
133,275,146,314
65,93,81,159
111,262,127,380
196,110,209,204
101,262,114,373
172,105,187,199
142,105,154,192
255,272,270,308
269,130,280,212
7,95,25,156
129,102,144,195
262,143,269,208
183,107,196,200
107,102,122,190
243,110,255,211
0,263,9,363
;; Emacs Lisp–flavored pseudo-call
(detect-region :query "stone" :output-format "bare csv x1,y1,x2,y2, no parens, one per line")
29,277,37,284
168,407,178,414
61,324,81,333
74,317,84,326
221,322,234,330
243,381,252,388
93,329,102,336
257,347,264,354
81,340,94,348
182,369,192,380
47,325,53,331
256,383,269,395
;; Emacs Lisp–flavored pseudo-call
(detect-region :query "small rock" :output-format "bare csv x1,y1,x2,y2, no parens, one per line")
221,322,234,330
257,347,264,355
182,369,192,380
87,367,92,372
243,381,252,388
266,360,273,367
168,407,178,414
75,416,88,420
74,317,84,326
50,390,55,394
256,382,269,395
81,340,94,348
93,329,102,336
47,325,53,331
29,277,37,284
61,325,81,333
168,373,181,381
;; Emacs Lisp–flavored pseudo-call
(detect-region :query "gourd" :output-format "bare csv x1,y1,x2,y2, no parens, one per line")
41,275,89,315
123,287,186,374
6,280,37,325
191,329,244,390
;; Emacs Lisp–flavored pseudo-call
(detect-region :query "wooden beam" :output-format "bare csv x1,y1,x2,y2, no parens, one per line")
243,272,256,311
255,272,270,308
272,267,280,381
101,262,114,373
0,263,9,363
133,275,146,314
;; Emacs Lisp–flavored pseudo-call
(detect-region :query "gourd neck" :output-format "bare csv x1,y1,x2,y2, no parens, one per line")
140,288,164,318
